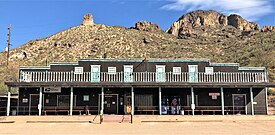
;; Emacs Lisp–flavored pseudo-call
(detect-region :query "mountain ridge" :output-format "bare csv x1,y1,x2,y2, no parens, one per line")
0,10,274,93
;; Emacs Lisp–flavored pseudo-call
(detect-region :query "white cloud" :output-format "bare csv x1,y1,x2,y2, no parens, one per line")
161,0,274,21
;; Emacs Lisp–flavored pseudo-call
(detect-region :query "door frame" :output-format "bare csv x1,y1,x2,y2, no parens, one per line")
188,65,198,82
91,65,101,82
98,94,119,114
29,94,40,115
156,65,166,82
232,94,247,114
124,65,133,82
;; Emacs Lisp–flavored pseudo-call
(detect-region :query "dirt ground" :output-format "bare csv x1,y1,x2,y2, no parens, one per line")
1,115,275,135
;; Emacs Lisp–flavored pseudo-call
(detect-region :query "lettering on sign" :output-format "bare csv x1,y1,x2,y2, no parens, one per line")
209,93,220,99
44,87,61,93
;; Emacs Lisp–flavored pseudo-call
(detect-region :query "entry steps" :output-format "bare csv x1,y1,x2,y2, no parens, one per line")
102,115,131,123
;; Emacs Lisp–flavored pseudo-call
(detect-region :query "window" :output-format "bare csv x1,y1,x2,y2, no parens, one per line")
74,67,83,74
108,67,116,74
83,95,89,101
173,67,181,74
57,95,76,106
205,67,214,74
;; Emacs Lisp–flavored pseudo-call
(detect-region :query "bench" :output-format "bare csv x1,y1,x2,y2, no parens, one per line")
136,106,158,115
44,106,69,115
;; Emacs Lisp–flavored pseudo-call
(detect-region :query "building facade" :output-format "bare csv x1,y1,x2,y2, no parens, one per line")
5,59,275,116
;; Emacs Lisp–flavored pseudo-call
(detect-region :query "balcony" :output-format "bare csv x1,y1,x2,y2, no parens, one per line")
19,71,268,83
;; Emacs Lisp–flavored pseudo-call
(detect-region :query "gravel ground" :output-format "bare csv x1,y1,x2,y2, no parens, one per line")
1,116,275,135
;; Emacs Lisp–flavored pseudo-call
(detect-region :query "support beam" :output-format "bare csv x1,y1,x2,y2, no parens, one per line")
265,87,268,115
6,86,11,116
221,87,224,115
191,87,195,116
101,87,104,115
250,87,254,115
159,87,162,115
70,87,73,116
131,87,134,115
38,87,43,116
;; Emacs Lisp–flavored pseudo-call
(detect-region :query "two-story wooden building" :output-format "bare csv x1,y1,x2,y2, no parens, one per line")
5,59,275,116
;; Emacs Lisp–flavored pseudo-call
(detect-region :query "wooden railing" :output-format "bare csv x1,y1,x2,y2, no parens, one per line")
20,71,268,83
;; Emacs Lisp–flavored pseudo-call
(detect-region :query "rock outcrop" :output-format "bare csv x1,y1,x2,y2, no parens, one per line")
130,21,161,32
227,14,260,31
82,14,94,26
167,10,260,38
262,25,275,32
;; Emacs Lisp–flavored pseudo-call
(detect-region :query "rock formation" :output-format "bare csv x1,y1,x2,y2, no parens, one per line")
130,21,161,32
167,10,260,38
227,14,260,31
82,14,94,26
262,25,275,32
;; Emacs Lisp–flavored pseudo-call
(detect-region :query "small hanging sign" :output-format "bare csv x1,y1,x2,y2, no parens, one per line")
209,93,220,99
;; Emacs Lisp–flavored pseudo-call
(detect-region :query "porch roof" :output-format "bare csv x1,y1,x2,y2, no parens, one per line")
5,81,275,88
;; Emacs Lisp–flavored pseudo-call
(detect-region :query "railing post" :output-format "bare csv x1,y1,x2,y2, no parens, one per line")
71,71,74,82
45,70,48,82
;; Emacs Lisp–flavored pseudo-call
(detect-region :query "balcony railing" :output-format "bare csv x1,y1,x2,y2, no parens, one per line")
19,71,268,83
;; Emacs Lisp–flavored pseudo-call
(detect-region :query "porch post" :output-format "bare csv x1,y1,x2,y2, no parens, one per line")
159,87,161,115
265,87,268,115
70,87,73,116
6,86,11,116
131,87,134,115
101,87,104,115
38,87,43,116
191,87,195,116
221,87,224,115
250,87,254,115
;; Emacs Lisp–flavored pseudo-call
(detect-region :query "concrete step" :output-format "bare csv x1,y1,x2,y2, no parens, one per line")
102,115,131,123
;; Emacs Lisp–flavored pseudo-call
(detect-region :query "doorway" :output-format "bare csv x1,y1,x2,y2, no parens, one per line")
29,94,39,115
99,94,118,114
232,94,247,114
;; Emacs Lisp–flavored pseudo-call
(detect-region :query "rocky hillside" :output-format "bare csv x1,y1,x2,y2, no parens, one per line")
0,10,274,93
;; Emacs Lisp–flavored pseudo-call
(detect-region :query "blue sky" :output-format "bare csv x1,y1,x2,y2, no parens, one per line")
0,0,274,52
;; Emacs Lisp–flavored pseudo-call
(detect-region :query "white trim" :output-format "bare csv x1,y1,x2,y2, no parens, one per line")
173,67,181,75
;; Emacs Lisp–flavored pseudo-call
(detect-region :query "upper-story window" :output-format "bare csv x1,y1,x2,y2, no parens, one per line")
74,67,83,74
205,67,214,74
108,67,116,74
173,67,181,74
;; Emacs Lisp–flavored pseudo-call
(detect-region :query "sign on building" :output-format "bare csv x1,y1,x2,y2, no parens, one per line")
44,87,61,93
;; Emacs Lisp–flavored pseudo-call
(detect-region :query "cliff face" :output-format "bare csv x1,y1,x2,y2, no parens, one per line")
0,11,274,93
166,10,260,38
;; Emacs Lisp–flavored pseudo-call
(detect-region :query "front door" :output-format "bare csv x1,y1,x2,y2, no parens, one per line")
188,65,198,82
124,65,133,82
29,94,39,115
156,65,166,82
91,65,101,82
233,94,246,114
99,94,118,114
104,95,118,114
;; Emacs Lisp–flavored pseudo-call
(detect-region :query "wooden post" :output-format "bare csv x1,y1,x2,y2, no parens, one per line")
100,87,104,124
159,87,162,115
221,87,224,115
131,87,134,115
38,87,43,116
191,87,195,116
70,87,73,116
250,87,254,115
6,86,11,116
